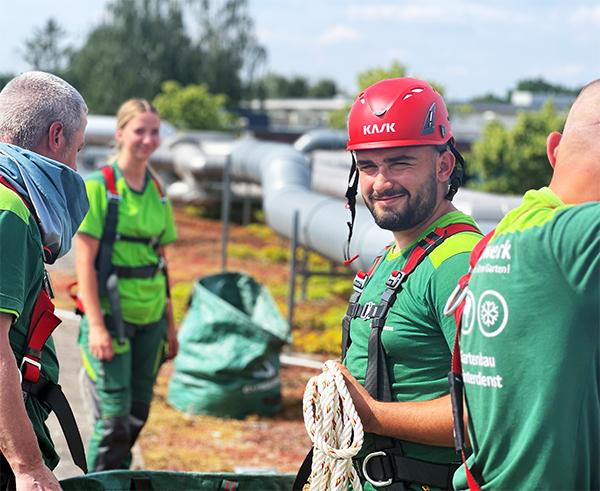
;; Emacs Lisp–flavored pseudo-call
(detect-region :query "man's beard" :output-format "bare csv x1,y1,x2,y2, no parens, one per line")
365,172,438,232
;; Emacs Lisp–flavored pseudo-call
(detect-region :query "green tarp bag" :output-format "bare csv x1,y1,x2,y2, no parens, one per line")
168,272,291,418
61,470,296,490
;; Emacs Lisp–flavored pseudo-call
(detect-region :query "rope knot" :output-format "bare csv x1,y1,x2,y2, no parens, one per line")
302,360,364,491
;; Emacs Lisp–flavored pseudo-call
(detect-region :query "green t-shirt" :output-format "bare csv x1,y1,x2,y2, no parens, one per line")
454,188,600,491
0,186,60,469
344,211,481,488
78,165,177,325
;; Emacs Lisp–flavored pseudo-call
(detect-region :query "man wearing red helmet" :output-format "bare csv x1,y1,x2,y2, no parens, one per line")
338,77,482,490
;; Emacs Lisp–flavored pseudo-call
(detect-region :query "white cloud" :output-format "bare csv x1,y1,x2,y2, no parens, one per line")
347,1,528,24
317,25,363,46
568,5,600,26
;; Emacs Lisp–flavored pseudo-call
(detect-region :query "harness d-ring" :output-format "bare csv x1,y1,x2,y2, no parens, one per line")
362,451,393,488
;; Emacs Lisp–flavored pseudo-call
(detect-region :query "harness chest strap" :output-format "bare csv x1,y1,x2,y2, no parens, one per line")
446,230,496,491
343,223,482,401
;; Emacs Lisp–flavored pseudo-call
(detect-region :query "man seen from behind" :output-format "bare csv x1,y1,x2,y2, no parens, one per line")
0,72,89,491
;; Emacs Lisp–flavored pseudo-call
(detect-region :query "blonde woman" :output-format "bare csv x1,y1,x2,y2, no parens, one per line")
75,99,178,471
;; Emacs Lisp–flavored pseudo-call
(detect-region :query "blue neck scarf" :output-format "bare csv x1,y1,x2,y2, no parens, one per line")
0,143,89,264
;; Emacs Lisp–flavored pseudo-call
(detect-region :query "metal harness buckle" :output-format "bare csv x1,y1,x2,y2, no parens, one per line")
385,270,406,290
359,301,377,320
19,356,42,384
362,451,393,488
107,191,122,202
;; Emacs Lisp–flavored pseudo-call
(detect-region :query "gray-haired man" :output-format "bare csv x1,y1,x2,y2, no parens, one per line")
0,71,89,491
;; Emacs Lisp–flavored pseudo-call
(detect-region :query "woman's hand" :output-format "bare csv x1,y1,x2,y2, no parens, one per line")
165,322,179,360
88,323,114,361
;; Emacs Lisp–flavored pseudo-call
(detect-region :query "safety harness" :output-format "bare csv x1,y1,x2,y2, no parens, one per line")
295,222,481,491
444,230,496,491
0,176,88,474
71,165,170,339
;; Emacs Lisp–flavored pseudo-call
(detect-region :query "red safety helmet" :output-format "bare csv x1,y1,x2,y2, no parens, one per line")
342,78,464,264
347,77,452,150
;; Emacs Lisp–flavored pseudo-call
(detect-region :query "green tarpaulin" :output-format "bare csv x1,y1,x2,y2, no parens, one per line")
168,272,291,418
61,470,295,490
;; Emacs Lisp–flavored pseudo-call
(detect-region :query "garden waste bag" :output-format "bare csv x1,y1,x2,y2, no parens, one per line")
61,470,296,490
168,272,291,418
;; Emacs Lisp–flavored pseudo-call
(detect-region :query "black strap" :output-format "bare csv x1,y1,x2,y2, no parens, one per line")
363,280,406,401
364,316,393,401
341,291,361,359
292,448,313,491
24,377,88,474
343,154,359,263
116,232,163,252
96,196,120,297
355,451,458,490
114,263,163,279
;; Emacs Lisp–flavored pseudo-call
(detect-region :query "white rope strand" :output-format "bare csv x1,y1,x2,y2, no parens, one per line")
303,360,364,491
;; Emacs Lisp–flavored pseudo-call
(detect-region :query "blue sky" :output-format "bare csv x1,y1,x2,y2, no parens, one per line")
2,0,599,101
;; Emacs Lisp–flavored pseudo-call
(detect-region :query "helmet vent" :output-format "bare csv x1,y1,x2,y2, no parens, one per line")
402,87,424,101
422,102,436,135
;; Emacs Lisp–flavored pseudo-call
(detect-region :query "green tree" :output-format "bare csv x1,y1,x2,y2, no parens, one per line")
515,77,579,95
356,61,407,91
189,0,266,105
66,0,264,114
308,79,338,98
286,76,309,98
153,80,237,130
249,73,338,99
468,102,565,194
67,0,197,113
22,18,71,73
470,92,507,104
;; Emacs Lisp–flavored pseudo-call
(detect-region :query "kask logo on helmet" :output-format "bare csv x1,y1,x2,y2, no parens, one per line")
363,122,396,135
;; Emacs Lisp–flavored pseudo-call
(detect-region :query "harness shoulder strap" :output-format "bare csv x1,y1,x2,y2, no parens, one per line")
364,223,481,401
341,246,390,359
447,229,495,491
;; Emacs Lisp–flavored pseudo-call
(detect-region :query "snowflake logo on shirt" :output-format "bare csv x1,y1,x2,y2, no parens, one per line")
480,300,499,327
476,290,509,338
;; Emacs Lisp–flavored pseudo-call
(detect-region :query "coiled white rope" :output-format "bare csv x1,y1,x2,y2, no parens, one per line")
302,360,364,491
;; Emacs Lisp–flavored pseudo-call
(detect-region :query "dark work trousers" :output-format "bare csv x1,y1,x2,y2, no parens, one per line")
79,314,167,471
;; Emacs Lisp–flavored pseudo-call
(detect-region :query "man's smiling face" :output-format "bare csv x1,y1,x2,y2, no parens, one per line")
356,145,444,232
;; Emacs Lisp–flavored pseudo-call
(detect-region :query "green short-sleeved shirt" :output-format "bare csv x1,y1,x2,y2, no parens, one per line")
78,165,177,325
454,188,600,491
344,211,481,486
0,186,60,469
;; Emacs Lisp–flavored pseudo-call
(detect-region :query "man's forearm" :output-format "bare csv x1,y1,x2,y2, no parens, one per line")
339,363,457,447
367,394,455,447
0,319,46,473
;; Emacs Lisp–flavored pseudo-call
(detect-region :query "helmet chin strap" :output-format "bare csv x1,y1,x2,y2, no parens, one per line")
343,152,360,264
446,139,465,201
